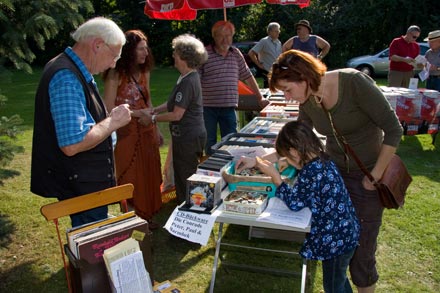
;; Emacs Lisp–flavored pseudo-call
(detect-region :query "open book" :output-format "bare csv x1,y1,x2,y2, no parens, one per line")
103,238,153,293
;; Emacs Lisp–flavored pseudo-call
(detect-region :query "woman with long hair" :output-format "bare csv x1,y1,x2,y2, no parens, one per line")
103,30,162,228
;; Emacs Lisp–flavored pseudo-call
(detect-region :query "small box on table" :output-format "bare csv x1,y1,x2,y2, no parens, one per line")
223,190,269,215
222,161,297,198
181,174,222,213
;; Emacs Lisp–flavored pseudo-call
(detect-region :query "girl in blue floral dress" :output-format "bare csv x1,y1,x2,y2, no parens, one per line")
236,121,360,293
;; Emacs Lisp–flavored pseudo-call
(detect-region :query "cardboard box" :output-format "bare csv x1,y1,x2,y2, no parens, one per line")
222,162,297,198
65,223,153,293
420,90,440,121
223,190,269,215
186,174,222,211
196,157,232,190
396,90,422,120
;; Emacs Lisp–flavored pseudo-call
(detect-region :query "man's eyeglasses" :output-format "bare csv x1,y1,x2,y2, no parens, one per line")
105,43,121,62
411,35,419,39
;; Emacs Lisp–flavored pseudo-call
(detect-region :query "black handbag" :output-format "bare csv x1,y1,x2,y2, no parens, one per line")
321,106,412,209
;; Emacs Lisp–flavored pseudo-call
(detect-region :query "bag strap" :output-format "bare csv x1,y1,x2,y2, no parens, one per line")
321,105,377,184
131,75,148,104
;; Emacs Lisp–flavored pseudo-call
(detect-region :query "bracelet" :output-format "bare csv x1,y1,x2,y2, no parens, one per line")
151,114,156,124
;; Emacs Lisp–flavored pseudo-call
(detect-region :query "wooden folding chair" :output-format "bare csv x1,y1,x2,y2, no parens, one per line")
40,184,134,293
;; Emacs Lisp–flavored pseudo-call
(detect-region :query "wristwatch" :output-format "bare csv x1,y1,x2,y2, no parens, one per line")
151,114,157,124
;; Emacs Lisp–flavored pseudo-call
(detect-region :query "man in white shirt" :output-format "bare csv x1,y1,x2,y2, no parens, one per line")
249,22,282,88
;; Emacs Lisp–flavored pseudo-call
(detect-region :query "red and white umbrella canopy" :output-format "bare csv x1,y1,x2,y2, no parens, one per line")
144,0,310,20
267,0,310,9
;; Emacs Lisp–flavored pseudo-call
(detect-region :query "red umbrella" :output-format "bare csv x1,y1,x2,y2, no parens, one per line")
267,0,310,9
144,0,197,20
144,0,310,21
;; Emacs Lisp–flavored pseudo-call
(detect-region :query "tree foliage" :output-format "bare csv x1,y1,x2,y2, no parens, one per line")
0,0,94,184
1,0,93,72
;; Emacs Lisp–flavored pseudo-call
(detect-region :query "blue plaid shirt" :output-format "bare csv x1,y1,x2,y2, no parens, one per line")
49,47,98,147
276,157,360,261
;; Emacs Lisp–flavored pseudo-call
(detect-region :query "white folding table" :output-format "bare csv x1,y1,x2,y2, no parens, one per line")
209,204,311,293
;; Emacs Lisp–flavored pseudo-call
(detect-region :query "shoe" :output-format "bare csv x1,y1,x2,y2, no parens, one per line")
148,221,160,230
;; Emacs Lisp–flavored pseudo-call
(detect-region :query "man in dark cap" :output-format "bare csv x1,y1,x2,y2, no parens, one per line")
282,19,330,60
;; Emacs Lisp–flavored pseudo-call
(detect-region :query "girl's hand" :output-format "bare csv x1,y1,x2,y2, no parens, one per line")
235,156,256,174
255,157,283,186
277,158,288,173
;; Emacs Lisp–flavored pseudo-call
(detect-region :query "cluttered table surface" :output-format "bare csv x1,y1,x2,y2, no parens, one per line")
239,86,440,139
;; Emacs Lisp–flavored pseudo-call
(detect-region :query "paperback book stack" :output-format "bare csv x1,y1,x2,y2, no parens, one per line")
103,238,153,293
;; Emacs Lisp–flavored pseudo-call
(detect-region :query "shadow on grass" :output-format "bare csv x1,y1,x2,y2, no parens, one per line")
0,169,21,186
209,224,318,292
0,262,67,293
0,213,15,248
151,199,216,283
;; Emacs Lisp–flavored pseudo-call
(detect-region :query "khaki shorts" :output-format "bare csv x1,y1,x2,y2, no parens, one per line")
388,70,414,88
342,170,384,287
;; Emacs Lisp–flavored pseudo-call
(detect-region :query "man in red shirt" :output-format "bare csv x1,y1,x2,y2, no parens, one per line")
388,25,421,88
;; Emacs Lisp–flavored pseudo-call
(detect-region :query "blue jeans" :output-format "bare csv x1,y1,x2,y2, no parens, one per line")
203,107,237,155
70,206,108,228
322,248,355,293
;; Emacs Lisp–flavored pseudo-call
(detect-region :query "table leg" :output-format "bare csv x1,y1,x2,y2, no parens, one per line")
300,258,307,293
209,222,224,293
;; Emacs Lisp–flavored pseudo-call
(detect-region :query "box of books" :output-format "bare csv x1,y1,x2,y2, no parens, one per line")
64,213,153,292
239,117,295,135
196,153,233,189
223,190,269,215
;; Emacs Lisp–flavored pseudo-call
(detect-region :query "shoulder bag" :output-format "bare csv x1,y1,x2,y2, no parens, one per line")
321,105,412,209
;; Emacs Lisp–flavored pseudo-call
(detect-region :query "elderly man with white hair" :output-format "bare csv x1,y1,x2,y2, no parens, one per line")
31,17,132,227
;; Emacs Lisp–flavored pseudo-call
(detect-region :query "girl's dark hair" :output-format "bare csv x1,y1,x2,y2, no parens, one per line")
275,121,327,166
104,30,154,79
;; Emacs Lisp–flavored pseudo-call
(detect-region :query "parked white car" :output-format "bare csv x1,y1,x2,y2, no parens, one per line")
346,42,429,77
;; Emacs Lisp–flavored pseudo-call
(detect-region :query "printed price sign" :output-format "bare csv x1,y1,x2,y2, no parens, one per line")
164,206,218,245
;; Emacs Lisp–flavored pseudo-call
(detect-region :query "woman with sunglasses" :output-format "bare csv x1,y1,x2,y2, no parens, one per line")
268,50,403,293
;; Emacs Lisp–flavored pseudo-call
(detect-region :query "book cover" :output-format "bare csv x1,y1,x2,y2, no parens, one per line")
75,217,148,264
103,237,140,281
67,212,136,255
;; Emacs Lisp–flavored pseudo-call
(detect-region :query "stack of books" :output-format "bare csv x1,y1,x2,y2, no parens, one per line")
66,212,148,264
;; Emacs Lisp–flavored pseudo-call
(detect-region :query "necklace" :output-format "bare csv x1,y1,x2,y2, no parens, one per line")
313,74,327,105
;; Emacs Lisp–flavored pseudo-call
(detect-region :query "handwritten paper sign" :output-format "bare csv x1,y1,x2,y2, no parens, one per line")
164,207,218,245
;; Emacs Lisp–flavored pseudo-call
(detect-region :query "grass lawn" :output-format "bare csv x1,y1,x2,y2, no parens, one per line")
0,68,439,292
